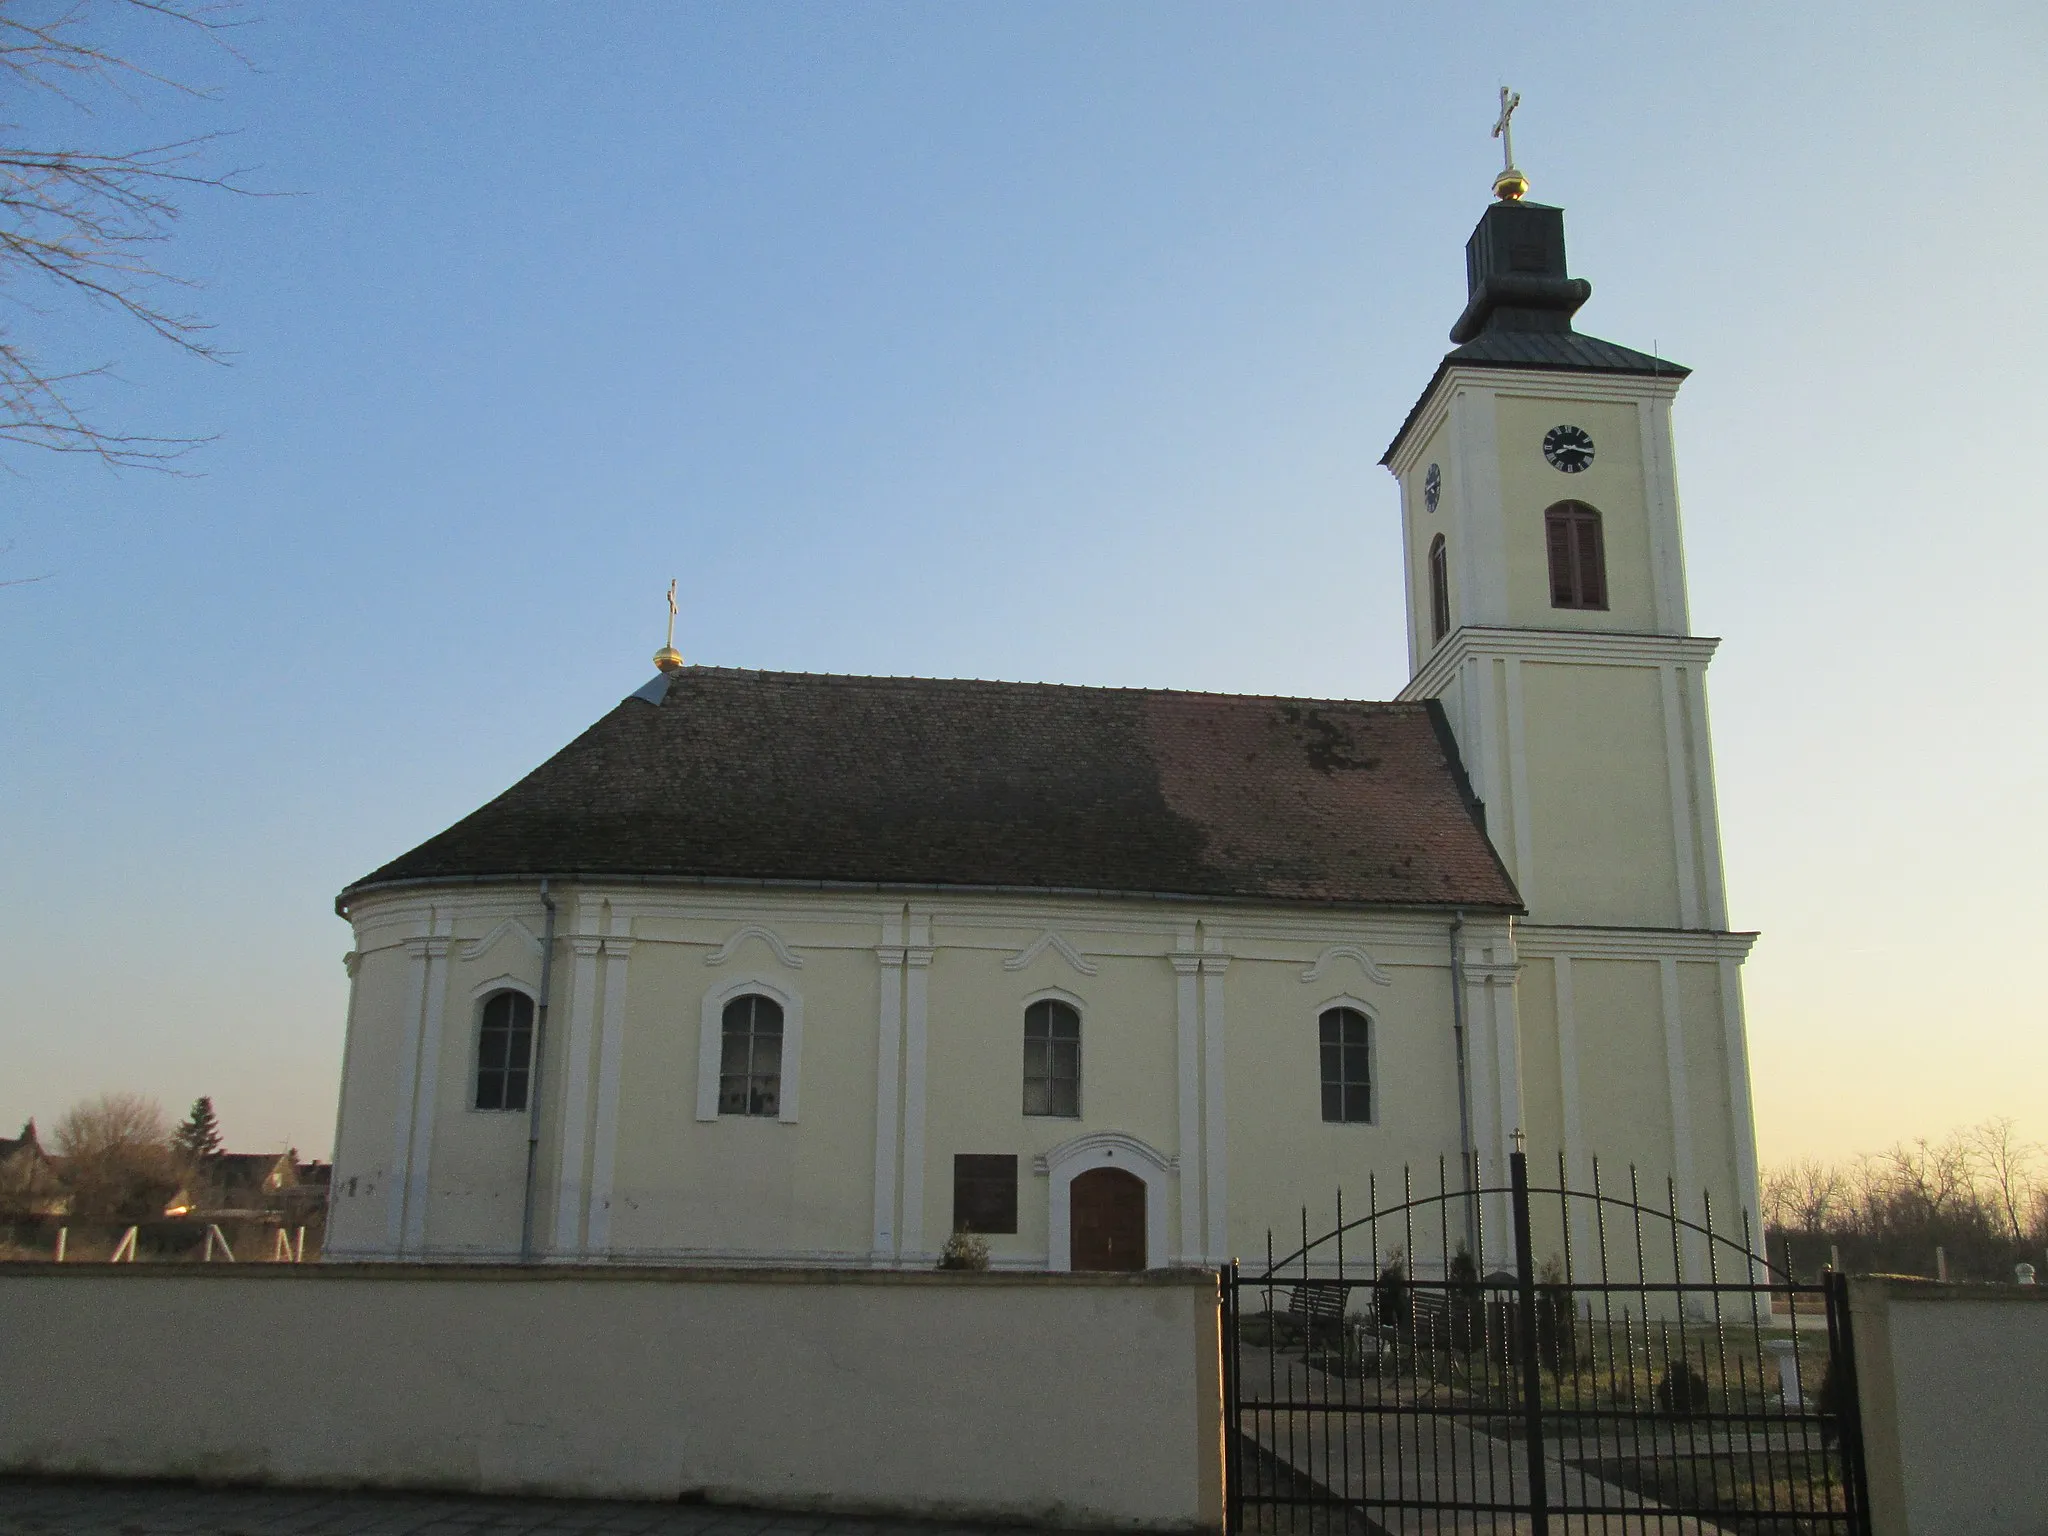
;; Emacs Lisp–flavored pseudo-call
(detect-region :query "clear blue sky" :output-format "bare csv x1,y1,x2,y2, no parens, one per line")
3,2,2043,1166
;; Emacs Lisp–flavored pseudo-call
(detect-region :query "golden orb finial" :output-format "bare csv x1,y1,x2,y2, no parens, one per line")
653,578,685,672
1492,167,1529,202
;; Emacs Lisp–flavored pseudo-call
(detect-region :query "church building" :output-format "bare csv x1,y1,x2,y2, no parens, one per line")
324,152,1759,1273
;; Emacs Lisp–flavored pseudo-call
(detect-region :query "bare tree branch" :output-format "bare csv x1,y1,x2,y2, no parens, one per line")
0,0,250,470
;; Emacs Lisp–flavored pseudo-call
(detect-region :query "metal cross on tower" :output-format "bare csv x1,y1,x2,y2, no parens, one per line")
1490,87,1527,201
1491,87,1521,171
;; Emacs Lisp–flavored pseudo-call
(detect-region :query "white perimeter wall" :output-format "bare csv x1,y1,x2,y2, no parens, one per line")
0,1265,1224,1531
1851,1277,2048,1536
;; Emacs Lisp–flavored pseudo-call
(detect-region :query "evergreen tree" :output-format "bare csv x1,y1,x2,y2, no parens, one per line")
173,1096,223,1160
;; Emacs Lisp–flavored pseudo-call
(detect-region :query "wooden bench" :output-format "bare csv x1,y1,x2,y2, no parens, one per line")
1286,1281,1350,1344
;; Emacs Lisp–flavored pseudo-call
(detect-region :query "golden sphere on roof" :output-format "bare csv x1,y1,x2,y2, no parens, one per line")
653,646,686,673
1493,167,1529,202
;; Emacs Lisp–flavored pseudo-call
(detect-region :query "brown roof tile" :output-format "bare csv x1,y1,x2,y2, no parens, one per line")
340,670,1521,913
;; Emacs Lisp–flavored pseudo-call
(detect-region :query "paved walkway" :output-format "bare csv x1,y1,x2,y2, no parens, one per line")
0,1481,1041,1536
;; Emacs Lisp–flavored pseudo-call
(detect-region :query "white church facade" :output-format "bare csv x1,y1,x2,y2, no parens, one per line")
324,181,1759,1273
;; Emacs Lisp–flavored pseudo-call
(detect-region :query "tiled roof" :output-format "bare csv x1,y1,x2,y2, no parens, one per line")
341,670,1521,914
1381,330,1690,466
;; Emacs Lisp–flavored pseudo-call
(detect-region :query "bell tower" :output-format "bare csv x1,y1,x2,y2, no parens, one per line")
1383,116,1761,1242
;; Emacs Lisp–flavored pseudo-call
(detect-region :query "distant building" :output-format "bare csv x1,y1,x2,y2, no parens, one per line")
0,1121,69,1218
165,1151,329,1225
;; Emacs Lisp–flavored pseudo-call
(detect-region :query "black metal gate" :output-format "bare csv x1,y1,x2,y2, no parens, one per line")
1222,1150,1871,1535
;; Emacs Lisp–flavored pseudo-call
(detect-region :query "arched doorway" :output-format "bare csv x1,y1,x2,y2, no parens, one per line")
1069,1166,1146,1271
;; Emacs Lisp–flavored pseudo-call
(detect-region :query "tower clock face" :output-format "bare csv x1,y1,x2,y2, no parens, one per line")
1543,424,1595,473
1423,463,1441,513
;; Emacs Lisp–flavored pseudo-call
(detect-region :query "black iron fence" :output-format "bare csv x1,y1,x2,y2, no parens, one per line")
1223,1150,1871,1535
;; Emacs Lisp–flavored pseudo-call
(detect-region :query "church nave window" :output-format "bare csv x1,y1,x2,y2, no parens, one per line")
1318,1006,1373,1124
718,993,784,1117
1545,501,1607,610
1023,999,1081,1118
474,990,534,1111
1428,534,1451,643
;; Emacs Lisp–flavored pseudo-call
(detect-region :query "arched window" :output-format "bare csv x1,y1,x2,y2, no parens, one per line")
1428,534,1451,643
718,993,784,1117
474,990,534,1111
1023,999,1081,1118
1545,501,1607,610
1318,1006,1372,1124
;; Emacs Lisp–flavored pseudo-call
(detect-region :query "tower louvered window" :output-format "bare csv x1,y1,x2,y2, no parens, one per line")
1545,501,1607,610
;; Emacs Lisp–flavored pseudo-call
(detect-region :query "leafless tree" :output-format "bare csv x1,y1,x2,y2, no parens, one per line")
1,0,248,469
49,1089,178,1219
1969,1117,2039,1245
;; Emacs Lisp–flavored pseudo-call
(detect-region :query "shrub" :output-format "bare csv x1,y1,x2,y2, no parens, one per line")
1655,1359,1709,1417
1376,1256,1412,1336
936,1231,990,1271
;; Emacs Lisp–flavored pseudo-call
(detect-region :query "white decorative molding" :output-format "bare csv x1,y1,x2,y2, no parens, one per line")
1400,626,1721,705
1298,944,1392,986
342,950,360,978
696,975,805,1124
1002,930,1099,977
704,923,805,970
1034,1130,1180,1176
1513,924,1758,962
457,918,543,963
1036,1130,1177,1273
467,972,537,1002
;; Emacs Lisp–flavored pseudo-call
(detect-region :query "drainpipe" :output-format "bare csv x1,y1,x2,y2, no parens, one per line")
518,878,556,1262
1449,909,1480,1262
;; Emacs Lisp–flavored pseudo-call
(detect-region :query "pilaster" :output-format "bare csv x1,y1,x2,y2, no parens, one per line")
1199,940,1230,1265
1171,935,1204,1264
551,908,606,1256
871,912,906,1262
585,916,634,1255
898,912,933,1262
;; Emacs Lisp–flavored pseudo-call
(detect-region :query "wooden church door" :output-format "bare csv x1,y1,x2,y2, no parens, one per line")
1070,1166,1146,1271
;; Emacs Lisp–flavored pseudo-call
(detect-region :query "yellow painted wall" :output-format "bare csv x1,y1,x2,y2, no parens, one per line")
1493,394,1657,633
332,887,1753,1273
1519,661,1681,927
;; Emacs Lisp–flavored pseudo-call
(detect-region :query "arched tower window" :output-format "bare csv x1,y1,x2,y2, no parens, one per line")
1428,534,1451,643
718,993,784,1116
474,990,534,1111
1023,999,1081,1118
1545,501,1607,610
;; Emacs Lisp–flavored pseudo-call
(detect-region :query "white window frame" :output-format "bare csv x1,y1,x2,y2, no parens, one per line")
1316,995,1378,1126
468,975,539,1115
697,976,804,1123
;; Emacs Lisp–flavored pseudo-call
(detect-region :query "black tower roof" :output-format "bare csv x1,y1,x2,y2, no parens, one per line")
1382,199,1687,465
